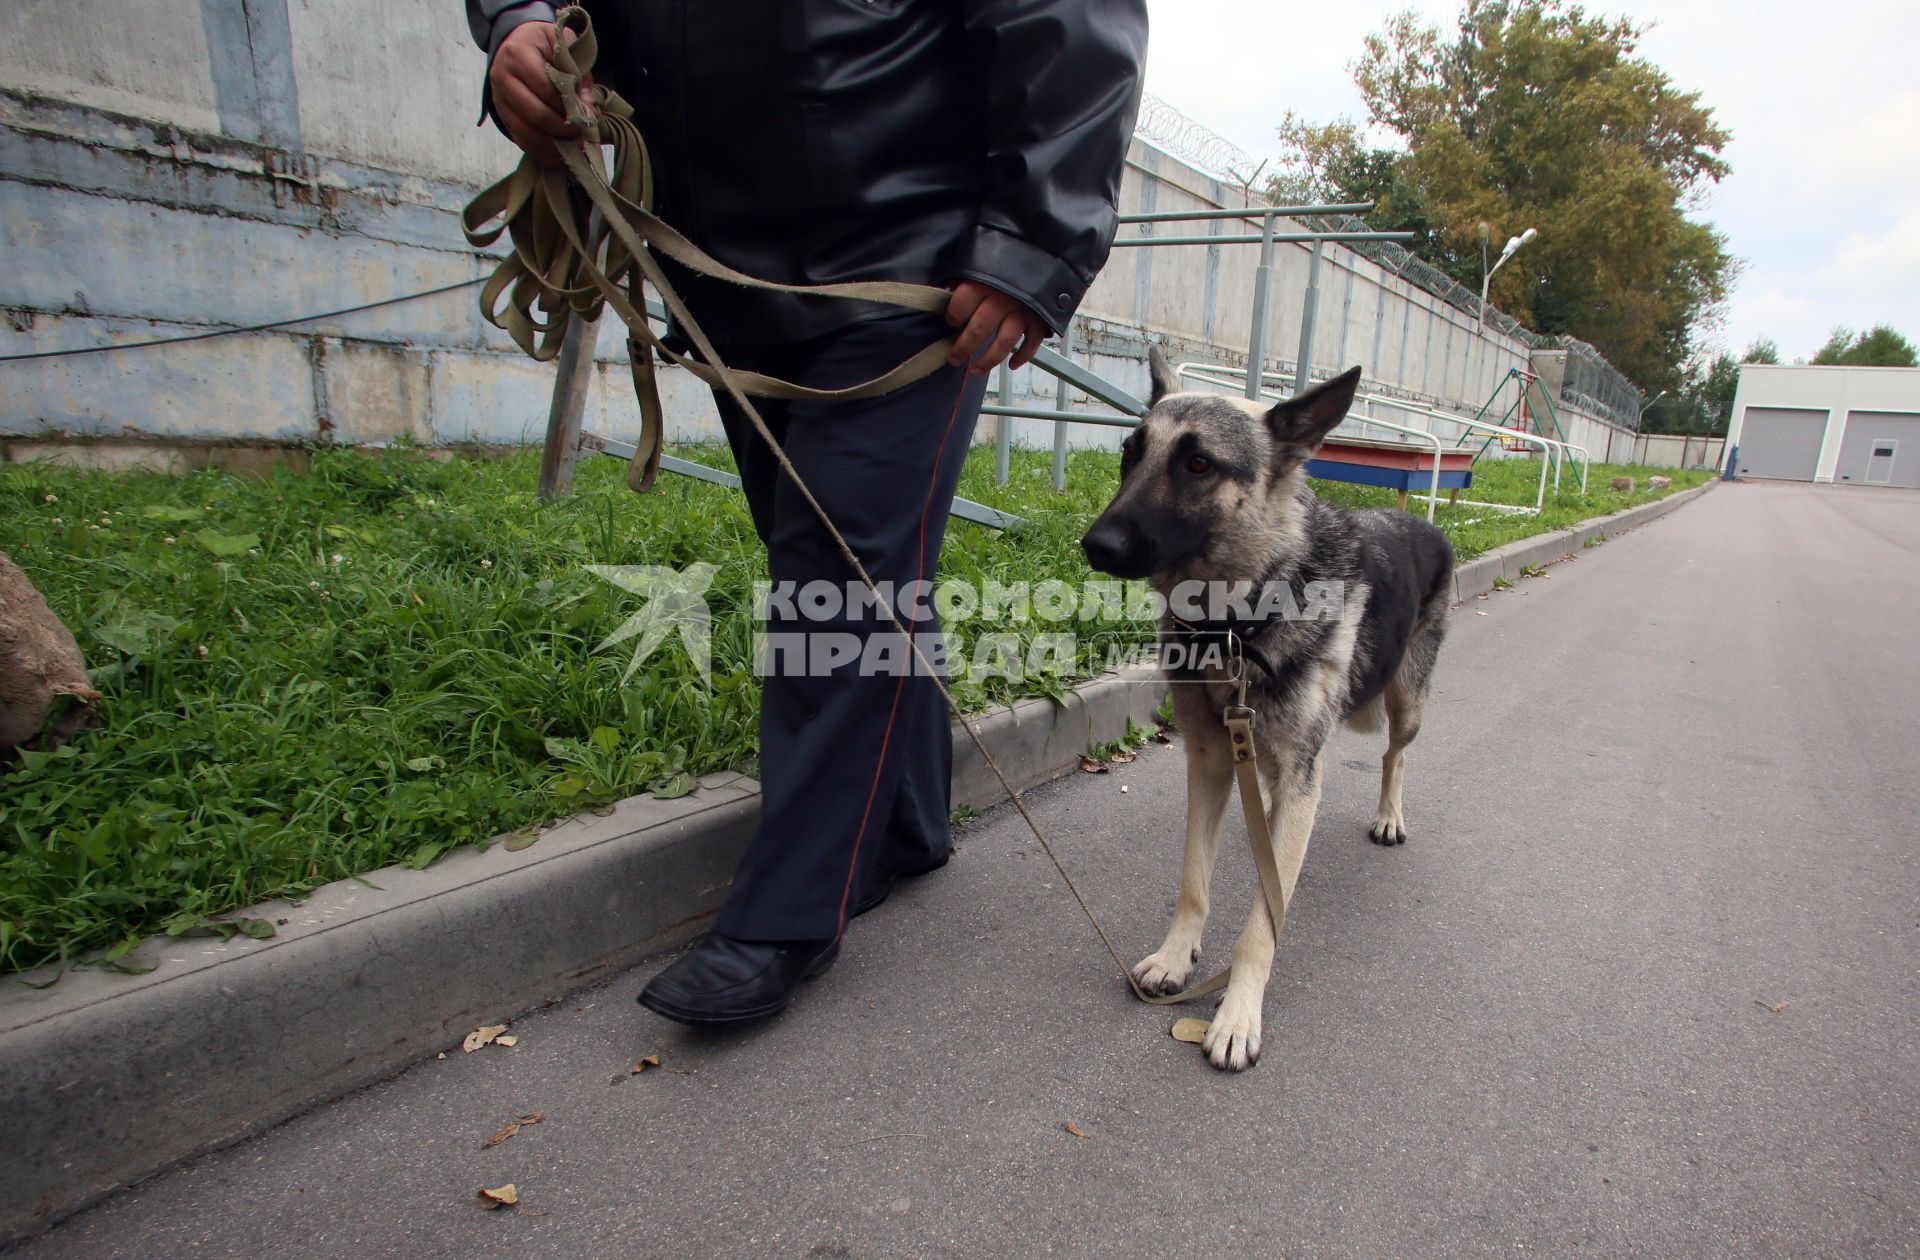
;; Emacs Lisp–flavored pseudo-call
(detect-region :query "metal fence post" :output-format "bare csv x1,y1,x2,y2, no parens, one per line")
1293,237,1325,395
1051,322,1073,491
1244,211,1277,399
995,362,1012,485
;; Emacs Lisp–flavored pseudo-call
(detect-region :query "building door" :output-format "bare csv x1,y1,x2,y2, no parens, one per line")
1866,441,1896,484
1836,412,1920,489
1735,407,1827,481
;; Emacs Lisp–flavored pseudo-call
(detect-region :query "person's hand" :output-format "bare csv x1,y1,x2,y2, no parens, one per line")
946,280,1048,375
489,20,595,168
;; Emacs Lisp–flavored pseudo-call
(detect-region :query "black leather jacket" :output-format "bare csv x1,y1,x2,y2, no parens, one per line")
469,0,1147,345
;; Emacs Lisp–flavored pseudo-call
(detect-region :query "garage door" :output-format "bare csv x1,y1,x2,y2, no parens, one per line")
1835,411,1920,489
1736,407,1827,481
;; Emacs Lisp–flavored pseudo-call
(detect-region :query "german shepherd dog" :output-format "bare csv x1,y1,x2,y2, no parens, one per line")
1080,347,1453,1071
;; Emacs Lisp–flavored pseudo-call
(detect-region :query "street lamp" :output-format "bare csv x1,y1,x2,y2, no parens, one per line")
1638,389,1669,432
1478,225,1537,331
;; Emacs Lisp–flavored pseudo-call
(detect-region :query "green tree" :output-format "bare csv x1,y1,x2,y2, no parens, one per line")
1741,337,1780,365
1268,116,1460,282
1279,0,1736,393
1809,324,1917,367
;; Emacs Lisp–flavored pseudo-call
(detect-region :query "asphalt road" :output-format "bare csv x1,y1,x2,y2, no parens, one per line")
10,481,1916,1259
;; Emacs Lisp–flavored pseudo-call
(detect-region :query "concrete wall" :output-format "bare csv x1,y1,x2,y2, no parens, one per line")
1724,364,1920,482
1601,432,1725,469
0,1,1631,469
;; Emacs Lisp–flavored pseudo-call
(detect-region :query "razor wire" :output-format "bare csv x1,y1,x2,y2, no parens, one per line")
1134,92,1271,191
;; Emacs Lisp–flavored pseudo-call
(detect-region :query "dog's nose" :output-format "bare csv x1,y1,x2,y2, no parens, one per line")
1080,525,1129,574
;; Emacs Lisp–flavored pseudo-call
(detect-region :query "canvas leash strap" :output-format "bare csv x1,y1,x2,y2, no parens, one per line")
460,6,955,492
462,7,1291,1010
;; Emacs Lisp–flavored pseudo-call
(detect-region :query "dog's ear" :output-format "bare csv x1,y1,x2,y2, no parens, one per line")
1266,366,1362,463
1147,345,1181,408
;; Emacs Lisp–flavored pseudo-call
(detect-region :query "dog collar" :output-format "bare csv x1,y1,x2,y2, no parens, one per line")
1167,613,1283,679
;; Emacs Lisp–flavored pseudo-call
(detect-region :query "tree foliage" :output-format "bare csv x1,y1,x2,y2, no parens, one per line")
1275,0,1736,394
1809,324,1918,367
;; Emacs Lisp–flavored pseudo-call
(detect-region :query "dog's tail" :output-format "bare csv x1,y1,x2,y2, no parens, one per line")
1344,693,1385,734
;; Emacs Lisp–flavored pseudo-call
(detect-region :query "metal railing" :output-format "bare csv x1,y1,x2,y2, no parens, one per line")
967,202,1419,498
1129,93,1649,426
558,198,1622,527
1173,363,1448,523
1176,362,1572,515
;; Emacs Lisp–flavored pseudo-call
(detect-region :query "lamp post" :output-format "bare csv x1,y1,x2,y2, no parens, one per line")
1478,225,1537,332
1631,389,1668,465
1638,389,1669,431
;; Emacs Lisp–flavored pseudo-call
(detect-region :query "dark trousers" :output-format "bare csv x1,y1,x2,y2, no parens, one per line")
710,311,985,943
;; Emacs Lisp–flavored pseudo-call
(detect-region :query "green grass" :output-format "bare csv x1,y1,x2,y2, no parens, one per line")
1307,456,1714,560
0,442,1697,973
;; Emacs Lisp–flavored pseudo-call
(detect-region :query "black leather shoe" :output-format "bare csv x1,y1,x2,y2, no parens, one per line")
637,933,840,1027
853,854,949,918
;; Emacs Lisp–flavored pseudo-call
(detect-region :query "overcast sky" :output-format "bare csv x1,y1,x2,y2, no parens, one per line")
1141,0,1920,365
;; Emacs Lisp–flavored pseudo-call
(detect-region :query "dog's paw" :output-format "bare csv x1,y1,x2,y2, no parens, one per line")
1368,815,1408,846
1130,945,1199,997
1203,992,1262,1071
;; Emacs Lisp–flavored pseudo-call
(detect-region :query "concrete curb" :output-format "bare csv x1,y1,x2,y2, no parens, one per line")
1452,480,1717,603
3,475,1714,1241
0,668,1166,1245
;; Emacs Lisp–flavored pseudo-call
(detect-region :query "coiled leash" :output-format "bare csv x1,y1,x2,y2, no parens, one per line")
462,7,1289,1010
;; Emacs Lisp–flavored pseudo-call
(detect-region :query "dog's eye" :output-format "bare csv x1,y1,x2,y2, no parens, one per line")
1185,455,1213,475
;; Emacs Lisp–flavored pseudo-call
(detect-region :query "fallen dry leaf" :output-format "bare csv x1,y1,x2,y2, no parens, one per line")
1170,1018,1210,1045
1110,750,1137,764
1078,754,1109,774
464,1024,509,1053
1754,999,1789,1014
1063,1121,1090,1139
631,1055,662,1074
1475,610,1489,617
495,1035,519,1048
482,1111,544,1149
477,1184,519,1209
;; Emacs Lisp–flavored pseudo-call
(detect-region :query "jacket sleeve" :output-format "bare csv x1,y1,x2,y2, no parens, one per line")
467,0,557,131
947,0,1148,334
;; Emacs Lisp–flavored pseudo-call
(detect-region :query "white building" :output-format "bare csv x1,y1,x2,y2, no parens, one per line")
1725,364,1920,487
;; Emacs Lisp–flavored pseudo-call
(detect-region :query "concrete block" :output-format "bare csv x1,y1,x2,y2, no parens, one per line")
1499,530,1579,583
319,339,429,445
185,445,313,478
3,440,187,474
601,359,728,446
0,182,480,348
0,0,222,134
284,0,512,190
0,313,314,441
427,349,558,446
1453,554,1502,602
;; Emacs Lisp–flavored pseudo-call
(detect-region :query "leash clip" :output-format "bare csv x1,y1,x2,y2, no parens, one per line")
1225,630,1250,712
